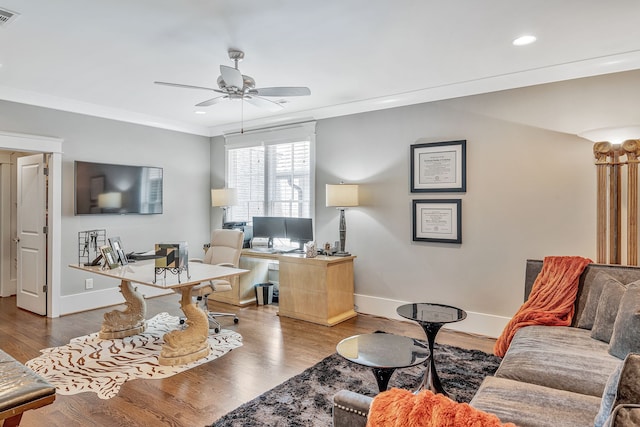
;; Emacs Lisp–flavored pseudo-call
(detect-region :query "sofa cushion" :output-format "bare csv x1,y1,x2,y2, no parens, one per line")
591,280,626,343
470,376,601,427
578,271,622,330
609,283,640,359
495,325,621,396
595,361,624,427
603,354,640,427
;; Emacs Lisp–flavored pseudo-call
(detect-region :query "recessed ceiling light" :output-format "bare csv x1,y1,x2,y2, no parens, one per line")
513,35,537,46
194,110,206,115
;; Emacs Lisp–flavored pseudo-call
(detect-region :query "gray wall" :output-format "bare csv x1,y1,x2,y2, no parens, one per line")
0,101,211,310
2,82,597,336
211,92,596,336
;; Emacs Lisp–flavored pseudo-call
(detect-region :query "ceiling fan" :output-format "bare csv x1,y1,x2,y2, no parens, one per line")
154,49,311,112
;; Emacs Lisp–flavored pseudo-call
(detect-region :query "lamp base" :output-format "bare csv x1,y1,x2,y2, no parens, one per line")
333,251,351,257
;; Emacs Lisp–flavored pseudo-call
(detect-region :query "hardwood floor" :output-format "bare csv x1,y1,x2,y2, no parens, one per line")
0,295,496,426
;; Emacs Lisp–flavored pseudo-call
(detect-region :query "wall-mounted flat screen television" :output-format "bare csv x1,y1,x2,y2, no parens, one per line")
74,161,163,215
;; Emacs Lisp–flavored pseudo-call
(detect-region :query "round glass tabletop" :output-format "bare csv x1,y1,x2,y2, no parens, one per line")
396,303,467,325
336,333,429,369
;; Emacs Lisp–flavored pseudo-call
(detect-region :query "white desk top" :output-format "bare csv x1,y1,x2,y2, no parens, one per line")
70,261,248,290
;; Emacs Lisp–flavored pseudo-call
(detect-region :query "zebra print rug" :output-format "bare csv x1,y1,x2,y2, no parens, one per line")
25,312,242,399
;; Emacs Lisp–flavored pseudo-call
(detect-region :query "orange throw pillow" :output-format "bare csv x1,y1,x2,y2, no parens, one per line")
366,388,516,427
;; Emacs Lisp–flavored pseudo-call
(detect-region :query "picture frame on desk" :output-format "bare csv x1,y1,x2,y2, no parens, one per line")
412,199,462,244
108,236,128,266
99,245,120,269
410,140,466,193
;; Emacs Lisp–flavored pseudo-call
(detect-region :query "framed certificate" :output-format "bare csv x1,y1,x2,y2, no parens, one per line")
412,199,462,243
410,140,466,192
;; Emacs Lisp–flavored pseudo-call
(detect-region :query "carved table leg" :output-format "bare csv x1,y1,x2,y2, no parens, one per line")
158,285,210,366
99,280,146,339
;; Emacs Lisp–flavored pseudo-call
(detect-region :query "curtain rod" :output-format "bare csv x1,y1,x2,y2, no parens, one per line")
223,120,316,138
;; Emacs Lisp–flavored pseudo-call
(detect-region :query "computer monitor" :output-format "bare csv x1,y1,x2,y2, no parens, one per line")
285,217,314,248
252,216,286,247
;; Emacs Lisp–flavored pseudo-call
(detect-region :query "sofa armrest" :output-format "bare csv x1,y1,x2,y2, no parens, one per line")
606,404,640,427
333,390,372,427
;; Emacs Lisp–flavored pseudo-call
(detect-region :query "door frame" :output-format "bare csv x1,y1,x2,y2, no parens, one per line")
0,131,62,318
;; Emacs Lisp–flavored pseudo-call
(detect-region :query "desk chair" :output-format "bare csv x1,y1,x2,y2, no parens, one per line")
189,229,244,333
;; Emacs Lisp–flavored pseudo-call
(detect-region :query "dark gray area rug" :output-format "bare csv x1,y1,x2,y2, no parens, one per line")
209,342,501,427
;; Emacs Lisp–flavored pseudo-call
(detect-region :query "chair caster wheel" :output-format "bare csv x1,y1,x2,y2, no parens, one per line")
179,318,185,325
214,327,220,333
234,318,239,324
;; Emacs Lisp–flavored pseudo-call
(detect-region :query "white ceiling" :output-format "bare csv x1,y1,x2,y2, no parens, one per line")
1,0,640,137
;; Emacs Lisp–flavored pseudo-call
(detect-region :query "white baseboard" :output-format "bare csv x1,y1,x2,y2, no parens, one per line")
354,294,510,339
59,286,173,316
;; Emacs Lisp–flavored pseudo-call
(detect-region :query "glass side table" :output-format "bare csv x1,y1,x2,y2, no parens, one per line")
336,332,430,392
396,303,467,397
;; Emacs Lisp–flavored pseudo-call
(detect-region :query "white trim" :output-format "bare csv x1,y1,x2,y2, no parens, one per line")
354,293,510,339
59,287,173,316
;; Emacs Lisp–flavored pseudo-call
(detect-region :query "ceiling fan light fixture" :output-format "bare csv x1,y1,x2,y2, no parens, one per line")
154,49,310,114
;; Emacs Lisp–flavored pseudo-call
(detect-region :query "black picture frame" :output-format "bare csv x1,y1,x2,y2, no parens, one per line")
412,199,462,243
410,140,466,192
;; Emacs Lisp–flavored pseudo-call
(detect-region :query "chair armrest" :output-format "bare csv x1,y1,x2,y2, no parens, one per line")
606,404,640,427
216,262,235,267
333,390,372,427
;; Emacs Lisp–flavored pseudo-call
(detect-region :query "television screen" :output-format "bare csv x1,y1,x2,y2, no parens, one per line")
74,161,163,215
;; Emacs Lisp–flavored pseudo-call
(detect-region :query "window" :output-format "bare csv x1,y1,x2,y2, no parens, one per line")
224,122,316,223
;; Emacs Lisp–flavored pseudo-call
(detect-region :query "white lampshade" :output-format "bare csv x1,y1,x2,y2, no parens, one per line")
97,192,122,209
326,184,359,207
211,188,238,207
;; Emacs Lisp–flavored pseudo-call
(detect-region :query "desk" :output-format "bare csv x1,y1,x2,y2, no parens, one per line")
70,262,247,366
237,250,357,326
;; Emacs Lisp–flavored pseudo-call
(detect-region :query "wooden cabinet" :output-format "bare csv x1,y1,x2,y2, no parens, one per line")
222,250,357,326
278,255,357,326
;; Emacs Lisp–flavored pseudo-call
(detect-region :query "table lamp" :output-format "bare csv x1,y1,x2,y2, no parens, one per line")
326,182,359,256
211,188,238,228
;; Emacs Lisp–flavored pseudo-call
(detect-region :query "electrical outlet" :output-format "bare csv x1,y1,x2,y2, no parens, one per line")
85,278,93,289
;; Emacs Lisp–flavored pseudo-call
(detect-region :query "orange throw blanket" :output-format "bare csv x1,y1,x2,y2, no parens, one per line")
366,388,516,427
493,255,592,357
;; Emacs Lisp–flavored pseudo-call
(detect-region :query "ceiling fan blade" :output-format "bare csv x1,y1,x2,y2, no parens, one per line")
220,65,244,89
253,87,311,97
154,81,223,93
196,95,228,107
244,95,284,112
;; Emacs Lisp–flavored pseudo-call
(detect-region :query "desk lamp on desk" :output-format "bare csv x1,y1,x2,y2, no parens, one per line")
326,182,359,256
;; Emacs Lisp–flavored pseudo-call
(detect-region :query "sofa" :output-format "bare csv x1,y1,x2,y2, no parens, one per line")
333,260,640,427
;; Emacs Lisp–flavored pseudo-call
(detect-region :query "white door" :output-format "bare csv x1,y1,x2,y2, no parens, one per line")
16,154,47,315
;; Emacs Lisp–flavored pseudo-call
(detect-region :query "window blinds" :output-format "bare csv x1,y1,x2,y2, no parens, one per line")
224,121,316,222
